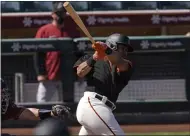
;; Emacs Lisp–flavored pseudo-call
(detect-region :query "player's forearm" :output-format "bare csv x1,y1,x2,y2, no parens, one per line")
18,108,40,120
18,108,54,120
77,56,95,78
77,61,92,77
27,108,54,120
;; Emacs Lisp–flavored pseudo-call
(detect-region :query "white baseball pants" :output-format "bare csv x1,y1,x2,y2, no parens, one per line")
36,80,63,103
76,92,125,135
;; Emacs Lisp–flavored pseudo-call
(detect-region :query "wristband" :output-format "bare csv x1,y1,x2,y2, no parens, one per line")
38,109,52,120
86,56,96,67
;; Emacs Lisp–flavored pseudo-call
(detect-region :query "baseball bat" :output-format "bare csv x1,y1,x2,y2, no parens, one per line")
63,2,95,44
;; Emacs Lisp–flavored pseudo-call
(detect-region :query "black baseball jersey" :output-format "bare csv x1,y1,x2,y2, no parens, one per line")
74,54,133,103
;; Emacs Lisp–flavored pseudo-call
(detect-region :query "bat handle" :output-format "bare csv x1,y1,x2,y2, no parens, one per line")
89,37,95,44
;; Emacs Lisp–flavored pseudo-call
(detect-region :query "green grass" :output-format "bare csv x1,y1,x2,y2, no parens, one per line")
126,132,190,136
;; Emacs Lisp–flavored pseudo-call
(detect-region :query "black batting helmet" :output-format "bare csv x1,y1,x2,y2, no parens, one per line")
33,118,70,136
105,33,133,53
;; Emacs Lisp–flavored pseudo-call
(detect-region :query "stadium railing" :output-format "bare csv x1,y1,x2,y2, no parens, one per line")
2,36,190,126
1,36,190,112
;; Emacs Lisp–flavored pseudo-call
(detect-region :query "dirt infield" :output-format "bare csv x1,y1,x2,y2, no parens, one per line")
2,124,190,135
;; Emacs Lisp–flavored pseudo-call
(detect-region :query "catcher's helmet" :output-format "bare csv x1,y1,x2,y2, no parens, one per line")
1,78,10,114
105,33,133,53
33,118,70,136
1,78,7,89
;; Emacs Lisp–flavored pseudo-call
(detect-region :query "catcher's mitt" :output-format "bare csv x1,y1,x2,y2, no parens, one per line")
51,105,75,121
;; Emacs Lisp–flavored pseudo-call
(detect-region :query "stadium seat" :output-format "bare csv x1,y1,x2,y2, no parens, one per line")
20,2,53,12
1,1,20,12
20,1,36,12
122,1,158,10
158,1,190,9
90,1,122,11
1,1,190,13
33,2,53,12
70,2,88,11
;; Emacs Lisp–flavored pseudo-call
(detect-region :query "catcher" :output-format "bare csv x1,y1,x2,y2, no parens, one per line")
74,33,134,135
1,78,72,121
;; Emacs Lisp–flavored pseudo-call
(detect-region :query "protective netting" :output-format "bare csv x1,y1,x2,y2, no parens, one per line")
2,52,187,102
1,87,10,114
74,52,187,102
118,79,186,102
1,54,37,100
1,54,37,83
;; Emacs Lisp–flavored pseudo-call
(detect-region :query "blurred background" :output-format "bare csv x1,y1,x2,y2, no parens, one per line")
1,1,190,38
1,1,190,12
1,1,190,136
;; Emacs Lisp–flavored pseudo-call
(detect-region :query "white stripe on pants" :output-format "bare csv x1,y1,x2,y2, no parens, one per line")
76,92,125,135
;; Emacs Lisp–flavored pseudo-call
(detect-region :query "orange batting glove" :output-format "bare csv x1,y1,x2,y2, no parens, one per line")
92,42,108,60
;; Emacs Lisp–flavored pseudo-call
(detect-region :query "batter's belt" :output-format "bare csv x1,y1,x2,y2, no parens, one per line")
95,94,116,111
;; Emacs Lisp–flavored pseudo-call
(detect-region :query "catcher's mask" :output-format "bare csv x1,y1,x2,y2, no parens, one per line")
105,33,133,55
52,2,67,25
1,79,10,114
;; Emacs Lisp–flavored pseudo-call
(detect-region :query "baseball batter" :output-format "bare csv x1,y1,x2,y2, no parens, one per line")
74,33,134,135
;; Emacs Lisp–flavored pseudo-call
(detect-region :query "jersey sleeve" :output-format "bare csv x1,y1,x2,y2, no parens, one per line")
35,27,46,38
116,61,134,91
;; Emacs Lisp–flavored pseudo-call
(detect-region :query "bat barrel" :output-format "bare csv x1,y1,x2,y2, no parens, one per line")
63,1,96,44
63,2,70,8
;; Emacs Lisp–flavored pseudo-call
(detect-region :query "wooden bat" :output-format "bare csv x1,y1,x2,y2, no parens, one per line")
63,2,95,44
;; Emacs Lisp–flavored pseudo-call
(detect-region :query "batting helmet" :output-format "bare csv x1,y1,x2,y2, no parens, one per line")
105,33,133,54
33,118,70,136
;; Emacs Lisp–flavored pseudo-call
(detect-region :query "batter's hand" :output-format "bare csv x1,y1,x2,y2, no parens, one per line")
51,105,75,121
92,42,107,60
